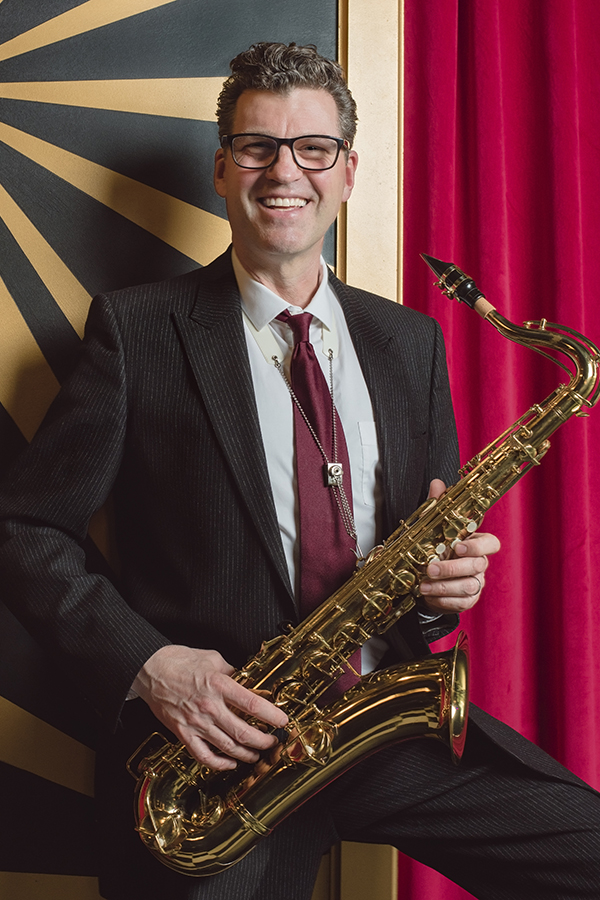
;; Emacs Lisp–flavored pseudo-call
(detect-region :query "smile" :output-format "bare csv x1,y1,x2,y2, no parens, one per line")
261,198,308,208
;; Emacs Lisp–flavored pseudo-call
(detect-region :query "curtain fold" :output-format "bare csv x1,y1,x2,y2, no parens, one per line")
401,1,600,896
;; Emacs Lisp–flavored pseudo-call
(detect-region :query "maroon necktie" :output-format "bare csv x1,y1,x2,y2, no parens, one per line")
277,310,360,694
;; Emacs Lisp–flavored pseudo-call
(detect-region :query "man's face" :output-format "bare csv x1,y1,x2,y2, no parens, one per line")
214,88,358,269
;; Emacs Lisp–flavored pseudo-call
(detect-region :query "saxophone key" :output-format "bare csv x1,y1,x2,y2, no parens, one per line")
280,719,335,767
333,621,368,653
404,545,437,567
388,569,416,593
300,648,343,681
273,679,310,707
360,588,394,619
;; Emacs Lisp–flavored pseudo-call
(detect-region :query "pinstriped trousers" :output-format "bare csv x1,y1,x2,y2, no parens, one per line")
97,704,600,900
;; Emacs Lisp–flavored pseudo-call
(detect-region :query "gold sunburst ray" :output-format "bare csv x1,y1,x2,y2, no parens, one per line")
0,183,91,336
0,695,94,796
0,0,180,63
0,274,60,441
0,77,223,121
0,873,104,900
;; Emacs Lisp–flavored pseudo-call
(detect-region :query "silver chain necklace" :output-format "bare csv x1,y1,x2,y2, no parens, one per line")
272,349,362,558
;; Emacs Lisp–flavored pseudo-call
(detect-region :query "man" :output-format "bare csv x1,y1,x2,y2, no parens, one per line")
0,42,599,900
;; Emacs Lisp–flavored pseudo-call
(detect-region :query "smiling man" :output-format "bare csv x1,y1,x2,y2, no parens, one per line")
0,42,599,900
214,87,357,302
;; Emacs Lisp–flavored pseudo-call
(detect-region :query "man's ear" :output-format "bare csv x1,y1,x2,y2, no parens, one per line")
214,148,226,197
342,149,358,203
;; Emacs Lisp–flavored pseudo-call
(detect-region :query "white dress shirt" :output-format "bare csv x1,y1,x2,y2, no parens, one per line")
232,250,388,673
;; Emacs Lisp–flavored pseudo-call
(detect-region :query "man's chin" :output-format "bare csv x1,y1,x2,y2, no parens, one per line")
245,229,322,260
261,242,324,267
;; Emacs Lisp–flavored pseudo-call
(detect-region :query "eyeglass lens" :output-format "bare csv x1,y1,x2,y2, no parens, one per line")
231,135,342,170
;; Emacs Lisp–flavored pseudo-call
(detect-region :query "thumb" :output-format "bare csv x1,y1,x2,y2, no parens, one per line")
427,478,447,500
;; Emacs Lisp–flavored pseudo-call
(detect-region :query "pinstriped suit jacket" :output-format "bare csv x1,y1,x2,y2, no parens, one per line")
0,247,596,826
0,249,460,732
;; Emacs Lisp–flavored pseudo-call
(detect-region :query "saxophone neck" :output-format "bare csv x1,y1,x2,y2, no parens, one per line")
485,308,600,411
421,253,600,411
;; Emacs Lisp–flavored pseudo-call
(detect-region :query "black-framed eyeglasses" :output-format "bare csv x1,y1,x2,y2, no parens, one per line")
221,134,350,171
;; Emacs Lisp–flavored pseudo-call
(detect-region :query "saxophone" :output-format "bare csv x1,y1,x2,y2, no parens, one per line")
127,255,599,876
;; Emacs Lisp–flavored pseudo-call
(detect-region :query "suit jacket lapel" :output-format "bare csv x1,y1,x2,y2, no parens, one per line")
172,253,293,603
330,272,420,536
171,258,422,608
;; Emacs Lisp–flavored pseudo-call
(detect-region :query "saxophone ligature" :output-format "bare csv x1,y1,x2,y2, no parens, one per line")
127,256,599,876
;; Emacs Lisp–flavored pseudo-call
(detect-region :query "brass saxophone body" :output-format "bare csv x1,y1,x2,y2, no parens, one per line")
128,256,599,876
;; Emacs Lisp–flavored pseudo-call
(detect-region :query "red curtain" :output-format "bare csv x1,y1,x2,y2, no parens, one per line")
401,1,600,896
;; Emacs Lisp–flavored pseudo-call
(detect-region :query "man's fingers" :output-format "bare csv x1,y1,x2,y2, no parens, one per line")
420,574,484,600
181,730,252,770
168,697,283,768
136,645,288,768
427,478,447,500
472,574,484,595
175,680,286,763
421,592,481,613
422,531,500,584
426,554,488,582
419,529,497,612
214,703,281,751
453,532,501,557
224,679,288,729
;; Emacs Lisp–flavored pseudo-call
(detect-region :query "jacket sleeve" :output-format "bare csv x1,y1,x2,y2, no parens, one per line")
417,317,461,645
385,314,461,657
0,295,170,731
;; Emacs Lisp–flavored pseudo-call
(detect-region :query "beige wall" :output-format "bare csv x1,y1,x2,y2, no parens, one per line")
339,0,403,304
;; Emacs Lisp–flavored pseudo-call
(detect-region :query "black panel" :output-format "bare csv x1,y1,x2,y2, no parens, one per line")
0,761,97,874
0,602,99,747
0,0,85,42
0,404,27,472
0,0,337,82
0,99,226,217
0,141,199,296
0,215,81,383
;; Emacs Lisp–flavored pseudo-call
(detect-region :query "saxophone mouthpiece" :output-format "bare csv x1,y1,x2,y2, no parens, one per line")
421,254,493,315
421,253,451,281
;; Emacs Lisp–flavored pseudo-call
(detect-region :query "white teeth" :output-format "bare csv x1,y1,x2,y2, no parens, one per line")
262,197,307,208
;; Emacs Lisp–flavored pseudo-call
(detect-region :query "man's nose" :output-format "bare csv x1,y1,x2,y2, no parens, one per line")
266,144,302,181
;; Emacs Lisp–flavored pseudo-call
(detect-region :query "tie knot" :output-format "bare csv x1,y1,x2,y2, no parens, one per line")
277,310,313,344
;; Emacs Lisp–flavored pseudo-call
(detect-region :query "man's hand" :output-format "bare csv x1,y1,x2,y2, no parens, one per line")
418,479,501,613
133,645,288,770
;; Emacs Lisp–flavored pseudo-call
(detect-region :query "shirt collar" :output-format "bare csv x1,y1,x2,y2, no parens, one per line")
231,248,335,332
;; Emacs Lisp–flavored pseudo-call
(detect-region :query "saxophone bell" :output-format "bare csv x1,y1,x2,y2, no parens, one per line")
129,633,469,876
